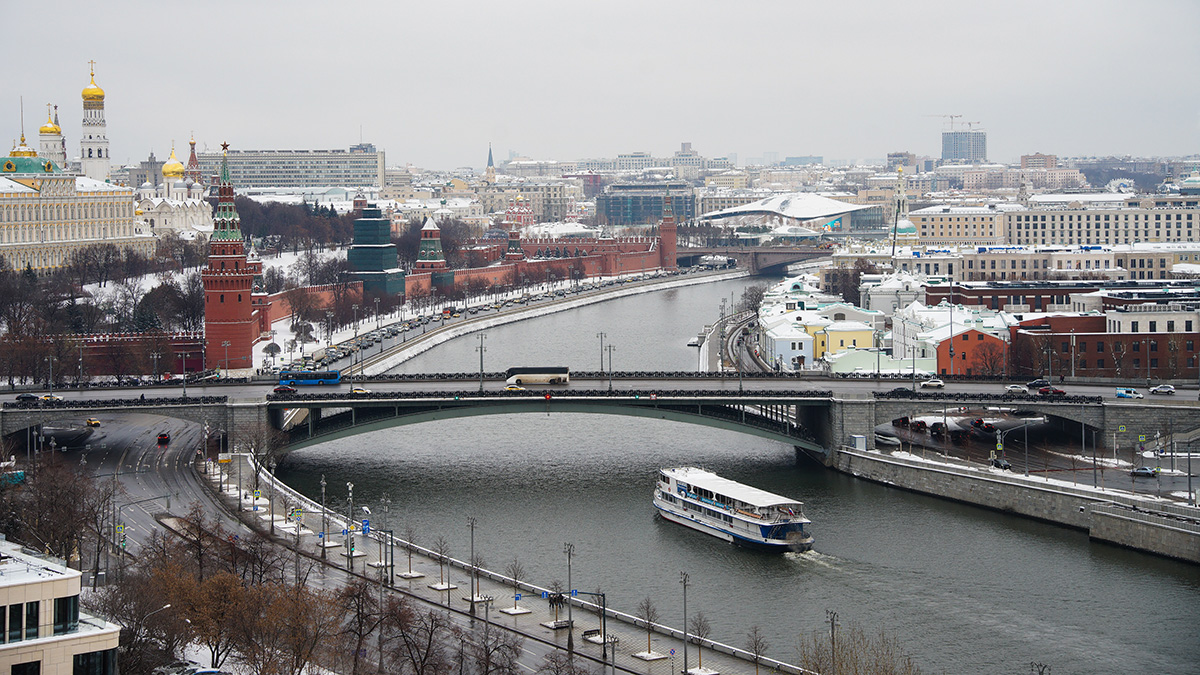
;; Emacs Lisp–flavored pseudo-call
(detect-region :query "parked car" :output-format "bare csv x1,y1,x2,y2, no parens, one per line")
273,385,297,394
1130,466,1159,478
991,457,1013,471
919,379,945,389
1004,384,1029,394
85,418,101,427
1149,384,1176,395
1038,386,1067,397
1026,378,1051,389
157,432,170,445
1115,388,1144,399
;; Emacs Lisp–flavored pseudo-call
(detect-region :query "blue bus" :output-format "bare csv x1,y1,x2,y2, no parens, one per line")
279,370,342,386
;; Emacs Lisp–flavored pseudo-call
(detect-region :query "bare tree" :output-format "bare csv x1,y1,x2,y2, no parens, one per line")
636,596,659,655
504,558,525,611
745,625,769,675
689,612,712,669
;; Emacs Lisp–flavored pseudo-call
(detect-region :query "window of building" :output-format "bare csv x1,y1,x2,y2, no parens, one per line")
54,595,79,635
73,648,118,675
1188,320,1194,332
1151,358,1159,368
1133,342,1140,352
25,601,38,640
1150,321,1157,332
10,661,40,675
1132,321,1139,333
1150,341,1158,352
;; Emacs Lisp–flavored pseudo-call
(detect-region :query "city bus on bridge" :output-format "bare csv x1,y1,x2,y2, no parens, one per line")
279,370,342,386
505,366,570,385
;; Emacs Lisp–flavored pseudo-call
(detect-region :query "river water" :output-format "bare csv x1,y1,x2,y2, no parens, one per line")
278,277,1200,674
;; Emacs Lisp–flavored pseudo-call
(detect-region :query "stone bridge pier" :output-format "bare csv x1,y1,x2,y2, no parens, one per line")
820,396,1200,454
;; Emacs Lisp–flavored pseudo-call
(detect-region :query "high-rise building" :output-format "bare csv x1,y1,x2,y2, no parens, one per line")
941,130,987,163
79,61,110,181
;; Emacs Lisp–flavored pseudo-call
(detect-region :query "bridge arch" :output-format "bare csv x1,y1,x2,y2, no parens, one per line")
275,398,828,455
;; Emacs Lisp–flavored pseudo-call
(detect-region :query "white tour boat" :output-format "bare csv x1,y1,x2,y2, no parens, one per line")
653,467,814,552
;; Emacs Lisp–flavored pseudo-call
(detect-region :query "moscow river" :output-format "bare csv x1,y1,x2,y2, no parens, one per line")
278,277,1200,674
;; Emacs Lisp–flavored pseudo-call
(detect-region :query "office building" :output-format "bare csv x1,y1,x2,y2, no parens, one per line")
196,144,386,188
0,539,121,674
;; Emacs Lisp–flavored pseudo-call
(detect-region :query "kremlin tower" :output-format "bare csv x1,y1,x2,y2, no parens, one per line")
79,61,109,181
184,135,202,185
659,192,678,270
201,143,263,372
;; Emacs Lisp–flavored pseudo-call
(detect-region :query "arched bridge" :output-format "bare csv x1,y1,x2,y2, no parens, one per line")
269,388,834,455
676,246,829,275
4,381,1199,459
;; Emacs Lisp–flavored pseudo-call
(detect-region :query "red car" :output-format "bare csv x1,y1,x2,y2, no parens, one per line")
1037,386,1066,398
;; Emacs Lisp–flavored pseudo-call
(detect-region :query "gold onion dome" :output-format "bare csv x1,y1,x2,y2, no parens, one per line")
162,147,185,179
39,111,61,135
81,73,105,102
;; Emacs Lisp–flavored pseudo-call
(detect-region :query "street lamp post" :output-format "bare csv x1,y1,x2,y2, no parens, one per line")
346,481,355,571
680,571,690,675
596,332,606,372
221,341,231,379
325,311,334,346
476,334,487,393
605,344,615,391
999,419,1033,476
319,474,328,559
352,304,360,380
151,352,160,383
268,459,277,535
468,517,478,616
46,351,54,398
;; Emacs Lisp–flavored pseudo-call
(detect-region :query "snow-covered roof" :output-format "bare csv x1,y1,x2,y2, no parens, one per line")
0,178,36,193
698,191,874,221
421,217,439,232
663,467,804,508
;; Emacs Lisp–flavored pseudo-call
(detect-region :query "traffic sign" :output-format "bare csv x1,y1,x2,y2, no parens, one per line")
318,531,324,539
116,524,125,534
670,649,676,656
570,589,577,596
362,519,370,534
515,593,521,601
254,490,261,498
1118,425,1127,433
1139,435,1146,442
342,528,349,536
996,442,1003,451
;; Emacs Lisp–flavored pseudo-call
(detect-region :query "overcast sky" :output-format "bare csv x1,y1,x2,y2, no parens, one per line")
4,0,1198,170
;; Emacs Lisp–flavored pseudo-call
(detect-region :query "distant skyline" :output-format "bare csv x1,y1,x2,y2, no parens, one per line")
3,0,1198,171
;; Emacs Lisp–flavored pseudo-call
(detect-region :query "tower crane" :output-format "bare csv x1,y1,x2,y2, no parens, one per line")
925,114,962,131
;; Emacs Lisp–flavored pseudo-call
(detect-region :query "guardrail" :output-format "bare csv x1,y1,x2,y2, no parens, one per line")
241,452,816,675
2,395,228,410
873,390,1104,404
268,389,835,402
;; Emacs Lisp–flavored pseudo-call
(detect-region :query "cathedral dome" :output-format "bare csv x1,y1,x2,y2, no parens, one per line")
81,73,105,102
162,148,185,179
39,111,61,136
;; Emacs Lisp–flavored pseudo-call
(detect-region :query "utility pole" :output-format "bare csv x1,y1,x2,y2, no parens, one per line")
827,610,839,675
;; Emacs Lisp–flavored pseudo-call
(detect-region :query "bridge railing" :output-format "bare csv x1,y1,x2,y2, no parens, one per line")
3,395,228,410
269,388,835,403
873,391,1104,405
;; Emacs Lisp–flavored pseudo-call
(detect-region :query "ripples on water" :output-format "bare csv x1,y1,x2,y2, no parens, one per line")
278,278,1200,674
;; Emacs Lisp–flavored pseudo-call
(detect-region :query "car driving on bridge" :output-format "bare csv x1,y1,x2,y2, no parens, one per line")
1037,386,1066,398
919,379,945,389
1149,384,1176,395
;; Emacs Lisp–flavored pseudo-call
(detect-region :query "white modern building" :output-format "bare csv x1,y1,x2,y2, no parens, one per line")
0,539,121,674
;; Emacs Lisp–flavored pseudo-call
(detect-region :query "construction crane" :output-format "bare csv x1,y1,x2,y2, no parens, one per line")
925,114,962,131
964,121,984,131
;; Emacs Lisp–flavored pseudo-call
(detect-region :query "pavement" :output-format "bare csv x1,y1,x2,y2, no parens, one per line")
207,453,812,675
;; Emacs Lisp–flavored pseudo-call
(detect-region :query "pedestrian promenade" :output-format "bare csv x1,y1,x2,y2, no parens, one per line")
206,453,813,675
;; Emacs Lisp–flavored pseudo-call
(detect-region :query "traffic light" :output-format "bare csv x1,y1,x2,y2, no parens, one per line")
544,394,552,400
120,533,126,548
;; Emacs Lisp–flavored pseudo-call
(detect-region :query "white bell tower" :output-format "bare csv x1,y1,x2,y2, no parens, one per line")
80,60,110,181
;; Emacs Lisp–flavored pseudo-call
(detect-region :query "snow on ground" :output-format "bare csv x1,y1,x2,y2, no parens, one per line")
880,448,1192,505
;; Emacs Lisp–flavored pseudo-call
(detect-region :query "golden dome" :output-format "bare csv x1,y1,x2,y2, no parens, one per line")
82,72,105,102
162,147,185,179
10,133,37,158
39,110,61,136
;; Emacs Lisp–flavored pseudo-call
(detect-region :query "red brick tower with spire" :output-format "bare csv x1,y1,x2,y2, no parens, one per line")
659,191,678,270
202,143,262,371
185,134,202,185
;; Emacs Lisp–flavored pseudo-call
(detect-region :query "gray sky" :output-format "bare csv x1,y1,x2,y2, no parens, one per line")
4,0,1198,170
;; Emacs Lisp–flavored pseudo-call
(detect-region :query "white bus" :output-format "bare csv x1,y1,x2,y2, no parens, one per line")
505,366,570,385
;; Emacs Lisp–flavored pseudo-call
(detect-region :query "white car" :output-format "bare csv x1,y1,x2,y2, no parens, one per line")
919,379,945,389
1148,384,1176,395
1004,384,1029,394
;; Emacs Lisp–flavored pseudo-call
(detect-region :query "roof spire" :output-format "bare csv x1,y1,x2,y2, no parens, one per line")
487,144,494,168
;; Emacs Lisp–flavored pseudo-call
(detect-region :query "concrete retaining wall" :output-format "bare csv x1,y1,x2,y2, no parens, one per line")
829,446,1200,563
